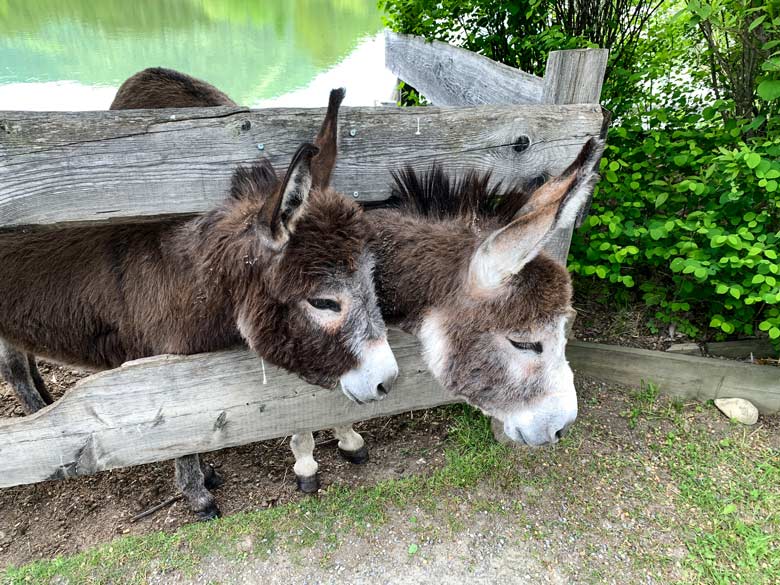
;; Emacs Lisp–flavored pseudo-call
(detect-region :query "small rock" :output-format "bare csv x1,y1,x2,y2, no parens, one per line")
236,535,254,553
714,398,759,425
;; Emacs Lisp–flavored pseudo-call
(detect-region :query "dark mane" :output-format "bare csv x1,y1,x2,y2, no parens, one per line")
381,165,540,223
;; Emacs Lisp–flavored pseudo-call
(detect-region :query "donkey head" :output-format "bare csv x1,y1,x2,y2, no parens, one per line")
418,139,603,445
199,89,397,402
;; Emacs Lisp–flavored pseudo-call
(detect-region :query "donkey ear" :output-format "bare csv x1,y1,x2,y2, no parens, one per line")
311,87,345,190
469,138,604,291
267,142,320,239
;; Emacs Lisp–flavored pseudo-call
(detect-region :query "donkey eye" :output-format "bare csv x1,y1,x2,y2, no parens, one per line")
308,298,342,312
508,339,543,354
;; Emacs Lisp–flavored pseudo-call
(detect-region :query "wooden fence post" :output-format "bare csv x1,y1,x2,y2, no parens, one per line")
541,48,609,265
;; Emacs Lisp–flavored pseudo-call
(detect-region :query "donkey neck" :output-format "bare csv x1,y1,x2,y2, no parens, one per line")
367,209,490,328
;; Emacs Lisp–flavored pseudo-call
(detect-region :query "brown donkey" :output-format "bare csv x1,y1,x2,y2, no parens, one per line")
0,85,398,518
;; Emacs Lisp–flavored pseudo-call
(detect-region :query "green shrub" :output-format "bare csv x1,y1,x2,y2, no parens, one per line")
570,105,780,340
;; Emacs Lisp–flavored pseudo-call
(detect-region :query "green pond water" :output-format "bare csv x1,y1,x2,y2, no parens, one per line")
0,0,386,109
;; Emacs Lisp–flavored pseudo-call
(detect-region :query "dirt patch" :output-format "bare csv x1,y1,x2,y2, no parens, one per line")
0,362,449,568
572,293,674,350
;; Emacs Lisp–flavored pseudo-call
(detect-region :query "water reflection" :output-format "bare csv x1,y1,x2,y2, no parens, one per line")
0,0,385,108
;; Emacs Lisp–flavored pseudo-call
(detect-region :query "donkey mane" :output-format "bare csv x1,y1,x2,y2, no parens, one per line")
384,165,541,224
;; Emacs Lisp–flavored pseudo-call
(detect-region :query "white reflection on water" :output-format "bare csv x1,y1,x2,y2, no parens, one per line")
0,33,396,111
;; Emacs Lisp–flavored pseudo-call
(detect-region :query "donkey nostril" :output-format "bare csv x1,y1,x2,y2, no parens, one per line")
555,424,571,441
376,383,388,396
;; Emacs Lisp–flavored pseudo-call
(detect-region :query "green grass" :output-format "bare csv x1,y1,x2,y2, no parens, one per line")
3,393,778,585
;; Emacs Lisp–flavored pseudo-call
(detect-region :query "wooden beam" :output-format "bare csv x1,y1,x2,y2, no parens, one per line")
567,341,780,414
0,104,603,229
385,32,544,106
0,330,459,489
2,336,777,489
540,48,609,264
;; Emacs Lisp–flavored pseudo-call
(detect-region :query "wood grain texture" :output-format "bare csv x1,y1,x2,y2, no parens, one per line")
0,104,603,229
0,329,459,488
385,32,544,106
2,336,777,488
540,48,609,264
567,341,780,414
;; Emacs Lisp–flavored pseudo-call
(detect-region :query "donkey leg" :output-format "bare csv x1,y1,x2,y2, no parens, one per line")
174,454,221,521
332,425,369,465
290,432,320,493
27,354,54,405
0,340,47,414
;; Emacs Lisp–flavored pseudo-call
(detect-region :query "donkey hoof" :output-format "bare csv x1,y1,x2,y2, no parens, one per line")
296,474,320,493
195,503,222,522
338,445,369,465
203,465,225,490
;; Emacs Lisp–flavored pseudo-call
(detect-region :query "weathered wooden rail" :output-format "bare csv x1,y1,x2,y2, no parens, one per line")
3,331,777,488
0,104,602,229
4,33,772,492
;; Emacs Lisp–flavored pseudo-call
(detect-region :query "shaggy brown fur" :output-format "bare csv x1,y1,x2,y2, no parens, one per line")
109,67,237,110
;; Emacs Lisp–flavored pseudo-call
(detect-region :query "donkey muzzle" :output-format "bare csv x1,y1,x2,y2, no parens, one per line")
339,336,398,404
503,388,578,446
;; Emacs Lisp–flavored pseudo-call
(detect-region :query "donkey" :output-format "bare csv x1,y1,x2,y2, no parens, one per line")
289,138,603,479
109,68,603,489
0,86,398,518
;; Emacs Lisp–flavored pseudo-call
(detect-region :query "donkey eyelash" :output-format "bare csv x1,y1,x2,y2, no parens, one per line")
508,339,543,354
308,298,342,312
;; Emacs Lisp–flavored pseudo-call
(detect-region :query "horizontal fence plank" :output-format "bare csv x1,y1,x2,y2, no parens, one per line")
385,32,544,106
2,336,777,489
0,104,603,229
567,341,780,414
0,329,458,488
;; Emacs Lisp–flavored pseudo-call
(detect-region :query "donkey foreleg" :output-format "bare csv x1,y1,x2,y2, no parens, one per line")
174,454,221,520
290,432,320,493
0,339,48,414
332,425,369,464
27,354,54,405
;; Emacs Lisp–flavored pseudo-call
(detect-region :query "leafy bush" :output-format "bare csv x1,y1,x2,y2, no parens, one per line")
569,104,780,340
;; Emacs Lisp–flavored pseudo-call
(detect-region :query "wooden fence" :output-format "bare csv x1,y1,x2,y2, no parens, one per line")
1,34,775,489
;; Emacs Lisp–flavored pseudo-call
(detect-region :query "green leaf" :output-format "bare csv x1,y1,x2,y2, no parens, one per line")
759,321,771,331
765,250,778,259
721,503,737,515
721,322,735,334
748,14,766,31
770,327,780,340
745,153,761,169
673,154,688,166
757,80,780,101
408,543,419,555
655,192,669,208
752,274,765,284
